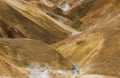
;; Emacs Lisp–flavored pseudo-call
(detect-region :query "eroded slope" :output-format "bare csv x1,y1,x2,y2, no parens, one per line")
65,0,120,31
52,14,120,77
0,0,77,44
0,38,73,77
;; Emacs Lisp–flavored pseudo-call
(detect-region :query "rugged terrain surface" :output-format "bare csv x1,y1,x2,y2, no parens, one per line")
0,0,77,44
52,14,120,77
0,38,73,77
0,0,120,78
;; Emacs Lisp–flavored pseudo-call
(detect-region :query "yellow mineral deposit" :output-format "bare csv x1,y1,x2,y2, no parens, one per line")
0,0,119,78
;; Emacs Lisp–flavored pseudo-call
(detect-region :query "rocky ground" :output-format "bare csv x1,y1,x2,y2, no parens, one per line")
0,0,120,78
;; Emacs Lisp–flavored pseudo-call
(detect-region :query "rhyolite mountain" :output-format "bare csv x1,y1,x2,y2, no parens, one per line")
0,0,77,44
0,0,120,78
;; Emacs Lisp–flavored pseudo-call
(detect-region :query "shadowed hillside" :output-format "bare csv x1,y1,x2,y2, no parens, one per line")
0,0,77,44
65,0,120,30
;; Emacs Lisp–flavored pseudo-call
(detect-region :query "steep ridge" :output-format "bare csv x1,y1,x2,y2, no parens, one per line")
65,0,120,30
51,14,120,77
26,0,72,25
25,0,82,26
0,0,77,44
0,38,73,77
49,0,81,9
65,0,94,18
0,0,120,78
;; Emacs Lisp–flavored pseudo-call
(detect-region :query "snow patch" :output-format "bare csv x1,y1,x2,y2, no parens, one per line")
29,63,80,78
72,31,82,36
60,3,70,11
29,63,50,78
72,63,80,75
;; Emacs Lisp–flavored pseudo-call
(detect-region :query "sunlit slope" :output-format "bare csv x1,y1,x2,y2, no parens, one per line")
65,0,120,30
51,14,120,77
0,38,73,76
26,0,72,26
0,0,76,44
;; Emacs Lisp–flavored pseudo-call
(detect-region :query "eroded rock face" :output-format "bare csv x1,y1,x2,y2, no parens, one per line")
66,0,120,30
24,0,83,26
0,38,73,77
0,0,77,44
51,14,120,77
0,0,120,78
